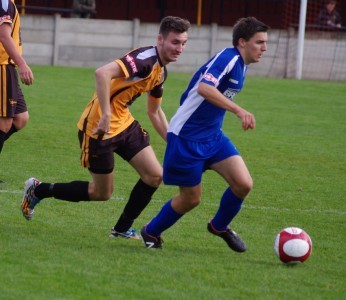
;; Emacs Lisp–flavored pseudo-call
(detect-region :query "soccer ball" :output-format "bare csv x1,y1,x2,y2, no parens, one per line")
274,227,312,264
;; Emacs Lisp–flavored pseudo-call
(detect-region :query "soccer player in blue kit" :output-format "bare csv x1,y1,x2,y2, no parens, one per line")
141,17,269,251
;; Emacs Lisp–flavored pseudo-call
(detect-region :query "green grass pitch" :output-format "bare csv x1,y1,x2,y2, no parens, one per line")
0,65,345,299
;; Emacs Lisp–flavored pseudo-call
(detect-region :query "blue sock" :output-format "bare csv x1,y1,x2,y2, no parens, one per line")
212,188,243,230
146,199,183,236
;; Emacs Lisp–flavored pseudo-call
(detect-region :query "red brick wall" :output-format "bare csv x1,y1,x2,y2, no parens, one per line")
19,0,346,29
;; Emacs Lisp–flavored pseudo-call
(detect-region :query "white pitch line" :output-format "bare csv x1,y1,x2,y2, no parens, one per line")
0,189,22,194
1,189,345,216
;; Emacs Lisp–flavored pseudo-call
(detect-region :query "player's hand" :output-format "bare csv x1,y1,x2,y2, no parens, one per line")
18,63,34,85
93,114,110,135
236,109,256,131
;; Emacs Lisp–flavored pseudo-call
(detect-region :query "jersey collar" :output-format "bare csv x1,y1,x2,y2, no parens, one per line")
155,46,164,67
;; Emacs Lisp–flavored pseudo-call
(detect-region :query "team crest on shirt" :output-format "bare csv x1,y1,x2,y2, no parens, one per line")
9,99,17,106
125,55,138,74
223,88,238,100
203,73,218,86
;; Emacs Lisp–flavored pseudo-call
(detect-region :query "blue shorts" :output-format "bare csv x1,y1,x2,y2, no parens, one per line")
163,132,239,187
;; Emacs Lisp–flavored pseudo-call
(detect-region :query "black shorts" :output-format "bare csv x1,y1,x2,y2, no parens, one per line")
79,120,150,174
0,64,27,118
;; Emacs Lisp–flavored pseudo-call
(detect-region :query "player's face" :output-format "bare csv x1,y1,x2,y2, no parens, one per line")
157,31,188,65
241,32,268,65
326,3,336,13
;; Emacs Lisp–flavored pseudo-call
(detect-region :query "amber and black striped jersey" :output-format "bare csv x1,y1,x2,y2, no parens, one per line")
77,46,167,140
0,0,21,65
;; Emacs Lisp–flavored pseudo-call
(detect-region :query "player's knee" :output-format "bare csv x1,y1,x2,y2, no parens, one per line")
242,179,253,198
142,173,162,188
13,112,29,130
181,193,201,210
189,197,201,209
233,177,253,199
152,175,163,187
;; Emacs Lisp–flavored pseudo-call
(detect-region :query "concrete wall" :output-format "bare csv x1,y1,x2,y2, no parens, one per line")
21,15,346,81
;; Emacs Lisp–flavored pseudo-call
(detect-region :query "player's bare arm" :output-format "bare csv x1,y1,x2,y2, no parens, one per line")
0,23,34,85
197,82,255,130
147,95,169,141
93,61,125,134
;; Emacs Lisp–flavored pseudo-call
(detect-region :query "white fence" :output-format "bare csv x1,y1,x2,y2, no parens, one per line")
21,14,346,81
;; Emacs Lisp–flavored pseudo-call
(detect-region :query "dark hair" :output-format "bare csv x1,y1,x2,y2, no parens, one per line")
232,17,269,47
159,16,191,37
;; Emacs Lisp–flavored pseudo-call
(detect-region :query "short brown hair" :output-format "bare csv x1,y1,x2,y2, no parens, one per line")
232,17,269,47
159,16,191,37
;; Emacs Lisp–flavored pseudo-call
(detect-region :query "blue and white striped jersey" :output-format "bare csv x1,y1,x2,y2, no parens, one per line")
168,47,247,141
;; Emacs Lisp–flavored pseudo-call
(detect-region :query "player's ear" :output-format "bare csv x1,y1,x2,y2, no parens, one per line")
238,38,246,48
157,33,164,45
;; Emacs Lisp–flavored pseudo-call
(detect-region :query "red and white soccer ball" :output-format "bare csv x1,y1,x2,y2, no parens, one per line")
274,227,312,264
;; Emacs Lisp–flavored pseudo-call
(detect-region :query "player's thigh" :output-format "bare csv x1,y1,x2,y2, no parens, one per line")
129,145,162,183
210,155,252,191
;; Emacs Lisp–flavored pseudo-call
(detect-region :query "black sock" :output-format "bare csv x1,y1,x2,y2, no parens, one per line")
0,130,5,153
114,213,135,233
113,179,157,232
4,124,17,141
35,181,90,202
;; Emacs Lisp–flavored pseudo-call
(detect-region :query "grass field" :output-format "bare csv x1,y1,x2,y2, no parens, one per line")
0,65,345,299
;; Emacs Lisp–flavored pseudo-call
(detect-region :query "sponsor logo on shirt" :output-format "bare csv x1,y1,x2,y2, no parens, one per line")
203,73,218,86
0,15,12,22
223,88,238,100
125,55,138,74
